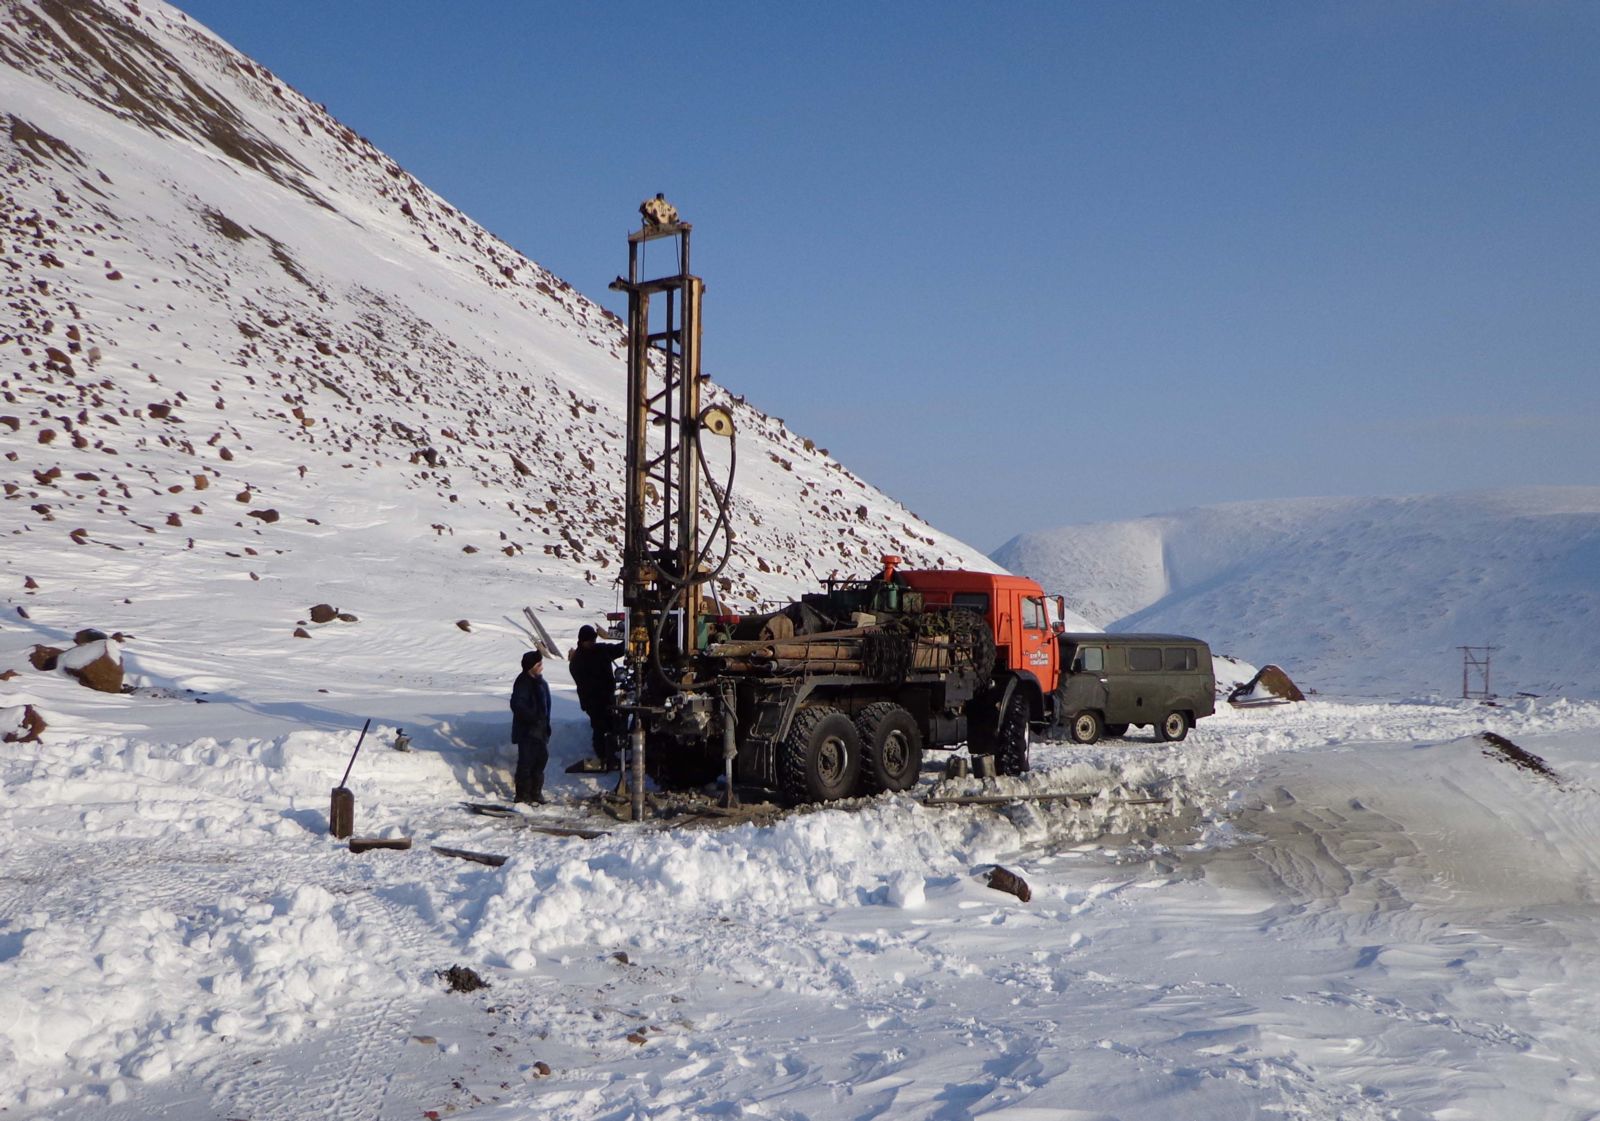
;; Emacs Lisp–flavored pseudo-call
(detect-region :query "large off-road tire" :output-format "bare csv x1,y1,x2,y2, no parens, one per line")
1156,709,1191,743
995,693,1031,776
1103,722,1130,738
856,702,923,794
1067,709,1103,745
778,706,862,805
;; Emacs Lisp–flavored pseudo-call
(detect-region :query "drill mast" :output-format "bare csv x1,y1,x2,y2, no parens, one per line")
611,205,705,662
608,199,733,815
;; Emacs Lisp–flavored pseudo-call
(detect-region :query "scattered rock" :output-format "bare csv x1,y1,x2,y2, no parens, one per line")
985,865,1032,903
612,951,631,966
0,669,18,681
2,704,47,744
309,604,338,624
1228,664,1305,707
626,1032,648,1045
293,627,311,639
23,576,38,590
73,628,107,645
532,1061,551,1077
28,645,63,671
192,474,209,490
410,1035,437,1046
436,965,490,993
455,619,471,632
247,508,280,523
337,613,358,623
59,639,123,693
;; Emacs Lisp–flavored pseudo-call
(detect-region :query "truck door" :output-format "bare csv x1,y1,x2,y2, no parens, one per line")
1020,595,1054,685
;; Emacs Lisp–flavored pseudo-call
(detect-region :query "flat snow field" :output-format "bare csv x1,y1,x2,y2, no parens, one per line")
5,695,1600,1120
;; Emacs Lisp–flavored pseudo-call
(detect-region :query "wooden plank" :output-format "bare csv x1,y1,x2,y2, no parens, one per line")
348,836,411,853
922,792,1172,808
431,845,508,867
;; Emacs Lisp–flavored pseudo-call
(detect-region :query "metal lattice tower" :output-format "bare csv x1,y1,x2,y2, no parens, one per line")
610,211,705,654
1459,645,1498,700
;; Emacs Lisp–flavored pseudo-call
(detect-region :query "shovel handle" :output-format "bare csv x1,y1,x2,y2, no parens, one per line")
339,718,372,788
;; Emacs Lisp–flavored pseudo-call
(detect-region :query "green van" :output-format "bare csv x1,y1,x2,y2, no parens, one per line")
1052,633,1215,744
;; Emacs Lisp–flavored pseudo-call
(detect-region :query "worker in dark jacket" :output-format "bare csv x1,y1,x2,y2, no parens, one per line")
510,649,552,803
568,624,625,770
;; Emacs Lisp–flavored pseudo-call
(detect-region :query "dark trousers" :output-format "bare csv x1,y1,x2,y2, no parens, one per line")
515,736,549,801
586,708,619,764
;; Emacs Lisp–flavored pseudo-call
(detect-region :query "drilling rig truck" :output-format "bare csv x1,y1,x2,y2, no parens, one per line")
601,202,1206,814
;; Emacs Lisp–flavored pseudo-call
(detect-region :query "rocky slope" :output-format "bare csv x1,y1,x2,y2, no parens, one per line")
0,0,995,711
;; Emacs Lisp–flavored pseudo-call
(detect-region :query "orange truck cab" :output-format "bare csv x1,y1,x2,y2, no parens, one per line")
901,568,1066,724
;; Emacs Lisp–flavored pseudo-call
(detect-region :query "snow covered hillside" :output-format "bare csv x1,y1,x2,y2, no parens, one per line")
993,487,1600,699
0,0,994,727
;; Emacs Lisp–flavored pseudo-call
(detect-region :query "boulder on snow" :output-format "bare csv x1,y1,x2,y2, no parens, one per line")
1228,663,1305,707
29,645,64,671
73,627,107,646
1,704,47,743
59,639,123,693
985,865,1032,903
309,603,338,624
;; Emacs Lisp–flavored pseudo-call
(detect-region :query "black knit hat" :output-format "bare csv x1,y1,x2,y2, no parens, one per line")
578,625,598,642
521,649,542,670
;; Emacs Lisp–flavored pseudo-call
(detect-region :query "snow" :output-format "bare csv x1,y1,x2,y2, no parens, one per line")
5,697,1600,1118
4,1,1600,1118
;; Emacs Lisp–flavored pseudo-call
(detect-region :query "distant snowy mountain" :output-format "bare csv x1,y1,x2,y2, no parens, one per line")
0,0,995,709
993,487,1600,699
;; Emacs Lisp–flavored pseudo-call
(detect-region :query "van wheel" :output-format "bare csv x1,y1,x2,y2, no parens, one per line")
857,703,923,794
1156,710,1190,742
1067,710,1102,745
995,694,1031,775
1103,723,1129,738
778,707,862,804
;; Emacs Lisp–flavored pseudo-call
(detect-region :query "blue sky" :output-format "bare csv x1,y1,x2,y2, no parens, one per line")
180,1,1600,550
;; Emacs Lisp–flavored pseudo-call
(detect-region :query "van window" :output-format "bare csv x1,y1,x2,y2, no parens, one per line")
1022,597,1046,631
1128,647,1162,671
1164,647,1196,671
953,593,990,613
1072,646,1104,673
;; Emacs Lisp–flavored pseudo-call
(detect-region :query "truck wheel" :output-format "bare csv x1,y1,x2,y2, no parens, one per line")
778,706,862,805
1156,710,1190,742
1067,710,1102,745
995,694,1031,776
857,703,923,794
1103,722,1129,738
